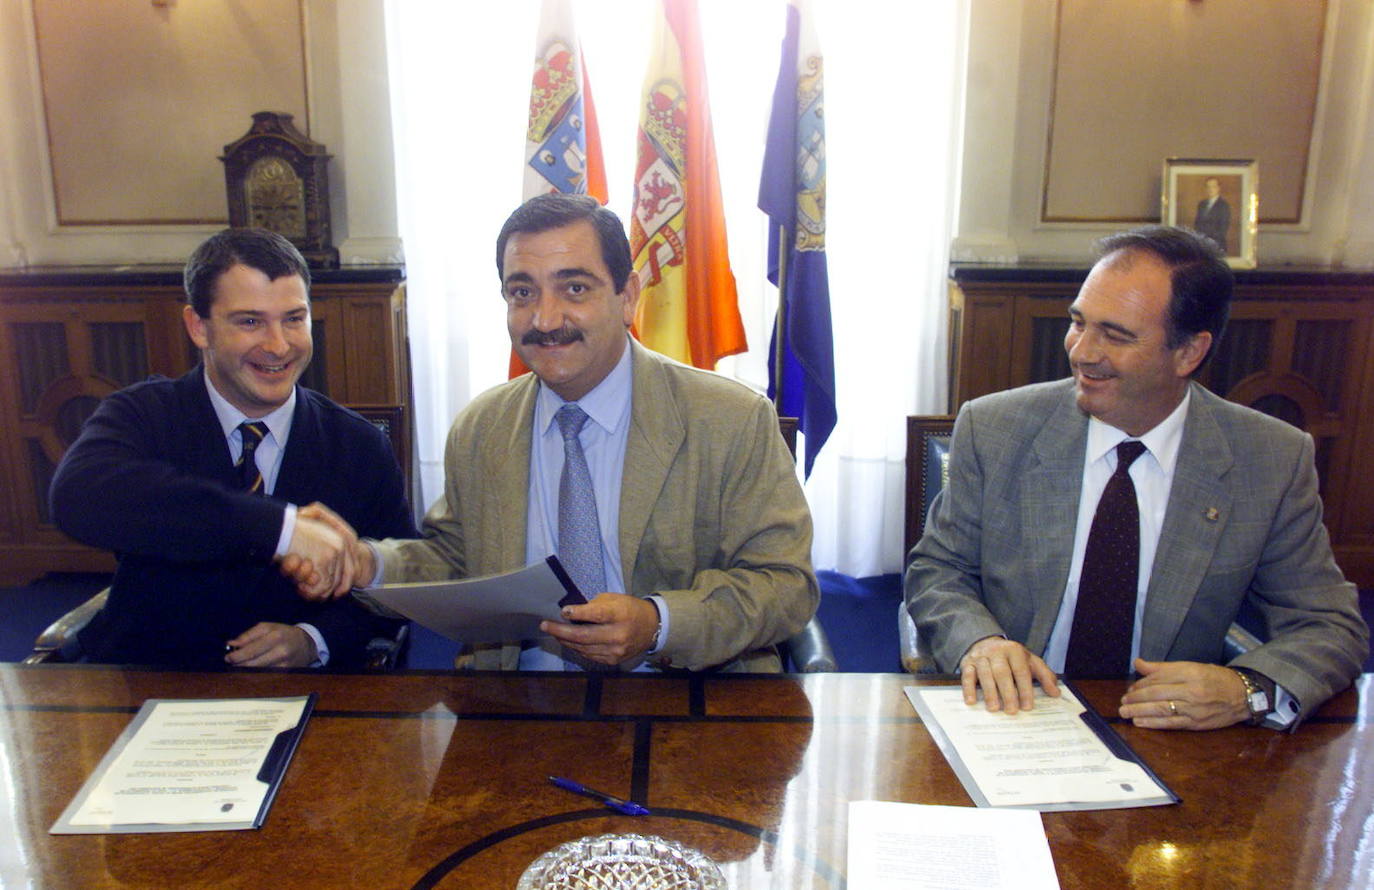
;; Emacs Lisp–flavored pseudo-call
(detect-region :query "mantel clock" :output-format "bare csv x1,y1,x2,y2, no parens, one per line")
221,111,338,267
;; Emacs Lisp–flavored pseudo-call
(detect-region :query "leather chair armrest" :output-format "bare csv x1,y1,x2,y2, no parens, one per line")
25,588,109,664
364,622,410,671
1222,622,1263,662
781,616,838,673
898,601,938,674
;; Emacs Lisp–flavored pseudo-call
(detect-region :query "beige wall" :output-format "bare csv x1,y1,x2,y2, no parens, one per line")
0,0,399,266
32,0,308,226
954,0,1374,266
3,1,1372,269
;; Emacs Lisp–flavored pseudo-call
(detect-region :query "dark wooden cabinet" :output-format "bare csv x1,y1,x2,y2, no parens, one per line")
947,263,1374,586
0,265,409,584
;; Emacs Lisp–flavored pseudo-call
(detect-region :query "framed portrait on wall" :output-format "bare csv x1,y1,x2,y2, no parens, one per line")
1162,158,1258,269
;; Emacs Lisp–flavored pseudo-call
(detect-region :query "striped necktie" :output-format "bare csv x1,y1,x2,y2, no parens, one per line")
236,421,269,495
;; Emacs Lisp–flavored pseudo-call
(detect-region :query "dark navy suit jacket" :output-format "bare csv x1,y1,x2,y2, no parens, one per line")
51,368,416,668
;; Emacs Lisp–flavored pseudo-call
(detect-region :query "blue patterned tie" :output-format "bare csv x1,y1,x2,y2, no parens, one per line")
236,421,269,495
555,404,606,598
1065,440,1147,677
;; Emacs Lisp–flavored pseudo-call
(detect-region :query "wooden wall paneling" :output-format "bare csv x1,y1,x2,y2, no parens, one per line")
0,317,23,545
1009,286,1073,387
950,284,1017,407
1336,305,1374,581
341,296,394,403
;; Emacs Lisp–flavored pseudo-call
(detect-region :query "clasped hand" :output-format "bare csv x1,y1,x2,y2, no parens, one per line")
277,502,371,600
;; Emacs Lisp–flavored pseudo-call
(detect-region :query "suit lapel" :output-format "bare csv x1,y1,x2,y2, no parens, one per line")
618,342,684,587
273,387,315,505
179,368,241,484
1020,386,1089,652
1140,384,1233,659
484,378,539,572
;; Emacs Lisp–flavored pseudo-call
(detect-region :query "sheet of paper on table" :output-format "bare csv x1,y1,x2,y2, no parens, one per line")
906,685,1178,811
353,555,586,643
848,800,1060,890
51,695,314,834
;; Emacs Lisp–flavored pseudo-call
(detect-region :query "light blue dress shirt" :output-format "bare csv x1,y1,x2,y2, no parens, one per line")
519,339,667,671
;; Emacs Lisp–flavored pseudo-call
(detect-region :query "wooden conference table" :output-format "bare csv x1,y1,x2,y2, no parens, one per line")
2,665,1370,889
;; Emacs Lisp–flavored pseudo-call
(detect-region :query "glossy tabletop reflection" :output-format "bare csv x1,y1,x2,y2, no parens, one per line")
0,666,1369,889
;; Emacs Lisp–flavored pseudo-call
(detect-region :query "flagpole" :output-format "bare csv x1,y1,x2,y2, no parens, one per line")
774,223,789,412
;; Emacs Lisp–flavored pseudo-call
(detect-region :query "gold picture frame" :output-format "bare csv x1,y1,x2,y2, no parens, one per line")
1162,158,1258,269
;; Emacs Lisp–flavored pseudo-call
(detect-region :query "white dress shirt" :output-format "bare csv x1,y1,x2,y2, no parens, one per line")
1044,389,1295,726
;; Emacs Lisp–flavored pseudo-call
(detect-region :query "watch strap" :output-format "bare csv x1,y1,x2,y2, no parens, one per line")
1233,667,1275,725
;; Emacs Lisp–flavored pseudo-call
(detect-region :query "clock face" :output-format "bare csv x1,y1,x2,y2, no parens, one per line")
244,156,306,239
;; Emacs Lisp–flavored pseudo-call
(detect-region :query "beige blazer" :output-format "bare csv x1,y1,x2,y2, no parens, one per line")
374,339,819,671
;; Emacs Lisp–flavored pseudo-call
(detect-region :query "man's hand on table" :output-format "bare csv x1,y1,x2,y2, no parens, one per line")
1118,658,1250,730
225,622,318,668
959,636,1061,714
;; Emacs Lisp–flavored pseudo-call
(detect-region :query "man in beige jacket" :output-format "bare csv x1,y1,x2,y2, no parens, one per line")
297,194,817,671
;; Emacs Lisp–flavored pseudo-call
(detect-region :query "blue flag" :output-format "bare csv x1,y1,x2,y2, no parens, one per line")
759,0,835,478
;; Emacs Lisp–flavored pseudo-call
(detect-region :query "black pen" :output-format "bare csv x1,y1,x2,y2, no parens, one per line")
548,775,650,816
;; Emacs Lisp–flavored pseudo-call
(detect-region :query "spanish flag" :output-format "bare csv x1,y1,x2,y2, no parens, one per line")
513,0,608,378
629,0,746,369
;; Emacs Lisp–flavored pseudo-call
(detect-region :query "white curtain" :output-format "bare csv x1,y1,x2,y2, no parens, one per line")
384,0,966,577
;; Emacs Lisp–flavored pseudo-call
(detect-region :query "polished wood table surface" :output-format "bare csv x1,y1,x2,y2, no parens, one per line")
2,666,1370,888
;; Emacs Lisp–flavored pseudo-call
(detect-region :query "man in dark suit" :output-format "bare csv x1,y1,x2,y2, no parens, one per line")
50,228,415,669
1193,176,1230,253
906,226,1368,730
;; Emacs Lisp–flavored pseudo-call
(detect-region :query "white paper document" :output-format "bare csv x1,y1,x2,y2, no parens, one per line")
354,557,583,643
52,696,313,834
906,685,1177,811
848,800,1060,890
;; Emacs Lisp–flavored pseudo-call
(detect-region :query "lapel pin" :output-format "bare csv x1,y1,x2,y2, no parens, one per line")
1205,507,1220,521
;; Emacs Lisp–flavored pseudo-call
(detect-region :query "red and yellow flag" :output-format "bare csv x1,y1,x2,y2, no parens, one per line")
512,0,608,378
629,0,746,369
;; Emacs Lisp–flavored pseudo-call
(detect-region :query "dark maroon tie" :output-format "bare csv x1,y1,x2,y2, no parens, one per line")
1065,440,1147,678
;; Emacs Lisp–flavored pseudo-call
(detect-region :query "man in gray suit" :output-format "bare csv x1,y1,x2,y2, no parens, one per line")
1193,176,1231,253
906,226,1368,730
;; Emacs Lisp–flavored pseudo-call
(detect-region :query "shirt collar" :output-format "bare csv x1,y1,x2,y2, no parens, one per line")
1085,387,1190,476
202,367,297,444
536,335,634,435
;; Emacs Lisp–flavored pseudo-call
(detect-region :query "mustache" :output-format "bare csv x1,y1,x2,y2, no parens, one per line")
522,326,584,347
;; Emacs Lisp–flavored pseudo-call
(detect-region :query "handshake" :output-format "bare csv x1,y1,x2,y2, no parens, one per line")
277,503,376,601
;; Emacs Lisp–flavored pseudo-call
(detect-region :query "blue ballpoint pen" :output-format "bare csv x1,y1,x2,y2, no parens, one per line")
548,775,650,816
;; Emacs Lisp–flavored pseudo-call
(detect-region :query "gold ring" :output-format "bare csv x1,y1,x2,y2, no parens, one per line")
1168,700,1179,716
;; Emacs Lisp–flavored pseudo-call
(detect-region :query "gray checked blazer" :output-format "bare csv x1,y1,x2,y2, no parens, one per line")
905,378,1368,722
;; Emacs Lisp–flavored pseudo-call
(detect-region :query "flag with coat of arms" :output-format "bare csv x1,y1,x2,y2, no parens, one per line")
513,0,608,377
629,0,747,370
759,0,835,477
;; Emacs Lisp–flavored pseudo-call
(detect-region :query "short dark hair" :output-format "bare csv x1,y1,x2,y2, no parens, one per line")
495,194,633,293
1095,225,1233,368
183,228,311,318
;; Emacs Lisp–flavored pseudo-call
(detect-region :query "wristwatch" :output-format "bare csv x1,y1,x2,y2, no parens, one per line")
1233,667,1275,725
646,597,664,653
